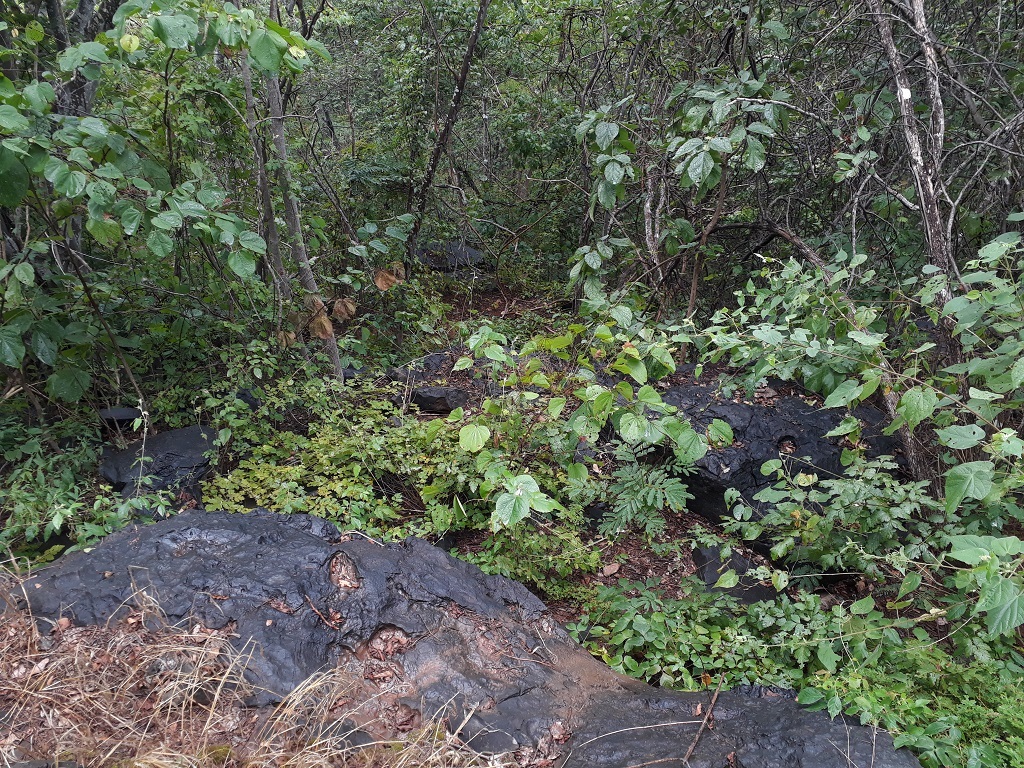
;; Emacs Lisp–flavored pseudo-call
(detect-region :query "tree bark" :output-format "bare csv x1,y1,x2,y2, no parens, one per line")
266,73,345,381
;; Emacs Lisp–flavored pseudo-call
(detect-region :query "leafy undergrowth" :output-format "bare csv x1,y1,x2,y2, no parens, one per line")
0,579,516,768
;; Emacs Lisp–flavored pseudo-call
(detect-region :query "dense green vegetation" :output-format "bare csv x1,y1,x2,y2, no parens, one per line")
2,0,1024,765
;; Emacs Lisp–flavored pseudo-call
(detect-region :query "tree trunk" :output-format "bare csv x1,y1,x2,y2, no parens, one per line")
240,51,290,305
265,73,345,381
407,0,492,256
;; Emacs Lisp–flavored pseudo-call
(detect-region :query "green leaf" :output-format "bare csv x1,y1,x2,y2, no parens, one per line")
121,206,143,236
898,387,939,430
936,424,986,450
150,13,200,49
46,367,90,401
896,572,921,600
459,424,490,453
86,216,121,247
824,379,864,408
146,229,174,258
239,230,267,253
453,356,474,371
151,210,182,230
0,104,29,133
688,151,714,184
618,412,647,443
604,160,625,185
30,331,57,365
743,135,766,171
763,19,790,39
944,461,995,514
847,329,886,346
13,262,33,286
0,327,26,367
707,418,734,447
597,179,617,210
713,569,739,589
849,596,874,615
797,687,825,706
0,147,29,206
248,28,288,72
227,250,256,279
977,576,1024,636
816,641,840,673
594,121,619,150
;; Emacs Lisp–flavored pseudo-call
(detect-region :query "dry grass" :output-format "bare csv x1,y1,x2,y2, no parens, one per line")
0,568,516,768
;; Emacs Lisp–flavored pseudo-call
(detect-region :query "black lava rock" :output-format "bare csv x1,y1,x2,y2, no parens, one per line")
98,425,215,498
411,385,470,414
13,510,920,768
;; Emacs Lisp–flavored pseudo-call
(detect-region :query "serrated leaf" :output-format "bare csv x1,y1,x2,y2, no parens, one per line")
978,576,1024,636
459,424,490,453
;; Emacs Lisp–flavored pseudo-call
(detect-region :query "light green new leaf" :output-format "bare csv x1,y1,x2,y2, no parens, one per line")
459,424,490,453
707,418,734,447
713,569,739,589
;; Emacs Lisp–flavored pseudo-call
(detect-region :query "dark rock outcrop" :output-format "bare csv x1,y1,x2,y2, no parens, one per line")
411,385,471,414
99,424,214,499
13,510,920,768
662,382,896,528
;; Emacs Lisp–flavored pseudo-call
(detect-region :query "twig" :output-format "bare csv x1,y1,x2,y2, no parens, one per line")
681,675,724,765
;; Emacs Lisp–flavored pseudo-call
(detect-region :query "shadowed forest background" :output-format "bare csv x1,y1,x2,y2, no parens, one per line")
2,0,1024,765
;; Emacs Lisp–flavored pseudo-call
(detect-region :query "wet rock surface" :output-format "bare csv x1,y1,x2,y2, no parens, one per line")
13,510,920,768
99,424,215,499
662,381,897,529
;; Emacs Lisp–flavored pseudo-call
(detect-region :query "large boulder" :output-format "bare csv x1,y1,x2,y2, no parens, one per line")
11,510,920,768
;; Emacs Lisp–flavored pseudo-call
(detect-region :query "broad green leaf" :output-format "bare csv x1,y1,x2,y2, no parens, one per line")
13,262,33,286
594,121,619,150
25,19,45,43
0,104,29,133
227,250,256,279
597,179,617,210
248,28,288,72
459,424,490,453
46,367,90,401
239,230,267,253
847,329,886,346
151,210,182,230
0,327,26,366
898,386,939,430
604,160,625,185
707,418,734,447
936,424,986,450
797,687,825,706
30,331,57,365
824,379,863,408
896,572,922,600
86,216,121,247
688,151,714,184
121,206,143,236
0,147,28,206
150,13,199,49
146,229,174,258
618,412,647,443
849,596,874,615
816,641,840,673
977,575,1024,636
713,569,739,589
944,461,995,514
763,19,790,39
743,135,766,171
548,397,566,419
948,535,1024,565
453,356,473,371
